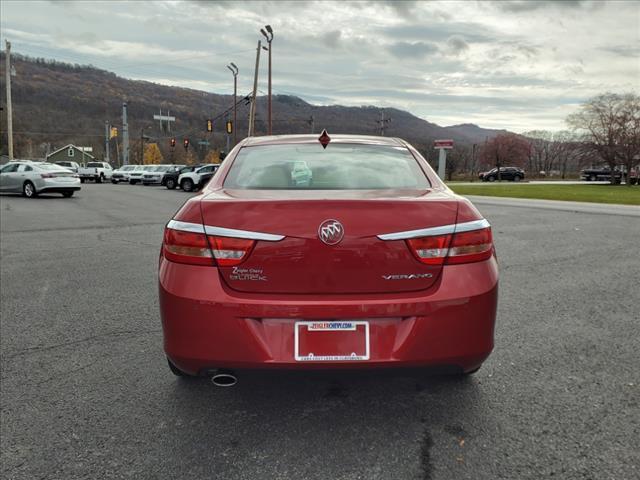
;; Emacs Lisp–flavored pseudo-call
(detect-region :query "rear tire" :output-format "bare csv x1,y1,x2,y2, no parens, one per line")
514,175,522,182
166,178,177,190
181,178,194,192
111,179,118,184
488,176,496,182
80,178,86,183
96,175,102,184
167,358,193,377
23,181,37,198
589,174,597,181
62,191,74,198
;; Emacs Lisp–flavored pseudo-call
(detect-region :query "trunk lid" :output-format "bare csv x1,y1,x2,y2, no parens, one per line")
201,189,458,294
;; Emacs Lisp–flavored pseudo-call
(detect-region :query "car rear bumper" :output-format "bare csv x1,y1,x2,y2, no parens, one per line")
159,256,499,375
37,178,81,192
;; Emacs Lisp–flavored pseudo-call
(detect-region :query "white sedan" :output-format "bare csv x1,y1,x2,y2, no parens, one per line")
0,161,81,198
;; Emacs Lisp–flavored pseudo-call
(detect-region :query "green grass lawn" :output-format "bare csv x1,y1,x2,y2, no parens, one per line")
449,183,640,206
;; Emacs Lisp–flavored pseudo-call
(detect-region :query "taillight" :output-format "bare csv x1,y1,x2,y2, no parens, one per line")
41,173,55,178
445,227,493,264
406,235,451,265
208,236,255,266
163,228,214,266
162,227,255,267
406,227,493,265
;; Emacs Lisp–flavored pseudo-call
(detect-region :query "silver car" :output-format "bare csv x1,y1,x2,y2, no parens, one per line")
127,165,155,185
0,161,81,198
142,165,177,186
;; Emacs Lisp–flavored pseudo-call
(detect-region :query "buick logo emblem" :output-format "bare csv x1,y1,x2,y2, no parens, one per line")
318,219,344,245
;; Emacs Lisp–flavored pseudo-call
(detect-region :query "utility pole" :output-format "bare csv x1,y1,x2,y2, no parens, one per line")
122,102,129,165
248,40,261,137
377,109,391,136
308,115,315,134
225,113,230,154
5,40,14,160
140,128,144,165
104,121,110,164
260,25,274,135
226,62,238,146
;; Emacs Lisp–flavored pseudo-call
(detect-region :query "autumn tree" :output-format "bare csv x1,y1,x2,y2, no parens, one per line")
566,92,640,185
184,149,197,166
143,143,164,165
204,150,221,164
479,133,530,181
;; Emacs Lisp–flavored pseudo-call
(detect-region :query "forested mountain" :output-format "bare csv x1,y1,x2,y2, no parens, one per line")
0,53,506,164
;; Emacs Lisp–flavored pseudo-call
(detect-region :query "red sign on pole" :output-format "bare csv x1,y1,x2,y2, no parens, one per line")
434,139,454,149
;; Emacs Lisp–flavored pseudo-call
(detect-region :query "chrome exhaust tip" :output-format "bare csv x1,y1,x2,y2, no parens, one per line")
211,371,237,387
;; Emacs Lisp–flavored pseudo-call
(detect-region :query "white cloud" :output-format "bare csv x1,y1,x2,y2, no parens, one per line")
1,0,638,132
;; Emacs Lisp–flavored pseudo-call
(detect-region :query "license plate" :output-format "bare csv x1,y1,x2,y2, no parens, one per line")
294,321,370,361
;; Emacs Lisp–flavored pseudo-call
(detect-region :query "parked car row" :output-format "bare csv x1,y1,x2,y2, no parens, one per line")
0,160,81,197
111,163,220,192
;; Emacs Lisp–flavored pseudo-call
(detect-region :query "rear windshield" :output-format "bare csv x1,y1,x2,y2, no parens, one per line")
87,162,102,168
223,144,430,190
38,163,65,171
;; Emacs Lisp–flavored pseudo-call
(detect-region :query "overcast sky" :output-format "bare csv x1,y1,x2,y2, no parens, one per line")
1,0,638,132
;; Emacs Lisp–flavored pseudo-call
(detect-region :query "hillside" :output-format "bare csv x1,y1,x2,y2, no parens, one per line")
0,53,506,164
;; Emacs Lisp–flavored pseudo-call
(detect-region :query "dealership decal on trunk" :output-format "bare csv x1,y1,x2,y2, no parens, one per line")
229,266,267,281
382,273,433,280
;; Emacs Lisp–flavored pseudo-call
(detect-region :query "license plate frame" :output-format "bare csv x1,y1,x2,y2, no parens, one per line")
294,320,370,362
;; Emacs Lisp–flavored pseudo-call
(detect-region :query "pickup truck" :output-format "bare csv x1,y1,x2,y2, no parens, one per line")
580,166,622,183
78,162,113,183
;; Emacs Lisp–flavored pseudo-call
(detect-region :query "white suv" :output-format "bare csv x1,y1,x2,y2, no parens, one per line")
177,164,219,192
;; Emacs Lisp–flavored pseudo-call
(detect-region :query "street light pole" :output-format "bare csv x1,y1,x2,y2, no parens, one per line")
260,25,274,135
226,63,238,146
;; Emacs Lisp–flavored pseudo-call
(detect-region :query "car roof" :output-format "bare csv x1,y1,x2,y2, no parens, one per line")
240,134,406,147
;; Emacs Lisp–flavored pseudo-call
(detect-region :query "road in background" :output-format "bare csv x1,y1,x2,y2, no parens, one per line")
1,185,638,480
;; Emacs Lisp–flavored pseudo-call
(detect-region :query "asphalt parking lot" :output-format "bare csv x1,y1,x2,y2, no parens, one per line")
1,184,639,480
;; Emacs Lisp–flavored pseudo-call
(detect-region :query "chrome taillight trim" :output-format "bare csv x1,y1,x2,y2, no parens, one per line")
166,220,206,234
204,225,284,242
166,219,284,241
377,219,490,240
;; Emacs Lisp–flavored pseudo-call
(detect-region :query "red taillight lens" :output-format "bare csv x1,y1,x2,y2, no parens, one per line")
406,227,493,265
163,228,214,266
445,227,493,264
162,227,256,267
406,235,452,265
208,236,255,266
41,173,55,178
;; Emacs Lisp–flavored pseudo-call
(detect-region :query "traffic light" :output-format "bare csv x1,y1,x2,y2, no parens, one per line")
183,138,189,150
170,138,176,148
226,120,233,134
110,127,118,138
206,119,213,132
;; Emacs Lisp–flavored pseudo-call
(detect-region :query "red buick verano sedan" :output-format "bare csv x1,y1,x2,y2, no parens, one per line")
159,134,498,384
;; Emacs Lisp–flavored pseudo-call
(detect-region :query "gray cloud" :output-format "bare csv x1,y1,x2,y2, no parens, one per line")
494,0,587,13
446,35,469,55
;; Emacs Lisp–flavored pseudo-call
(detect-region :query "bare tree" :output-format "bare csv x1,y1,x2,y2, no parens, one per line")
616,94,640,186
479,133,530,181
566,93,633,184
